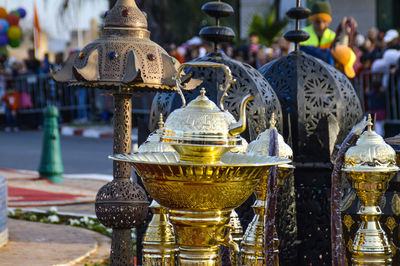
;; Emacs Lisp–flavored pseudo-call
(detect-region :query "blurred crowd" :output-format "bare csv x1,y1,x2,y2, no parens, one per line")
164,34,290,69
2,1,400,136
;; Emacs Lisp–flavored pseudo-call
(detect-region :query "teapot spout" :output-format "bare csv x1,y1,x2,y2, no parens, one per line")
228,94,255,136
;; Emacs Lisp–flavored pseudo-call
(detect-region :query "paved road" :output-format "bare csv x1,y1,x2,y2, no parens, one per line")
0,130,113,174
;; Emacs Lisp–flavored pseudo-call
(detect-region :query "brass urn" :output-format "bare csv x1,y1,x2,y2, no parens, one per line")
241,114,294,265
343,116,399,265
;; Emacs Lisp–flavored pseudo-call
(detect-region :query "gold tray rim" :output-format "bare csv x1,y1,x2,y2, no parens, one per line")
109,152,291,167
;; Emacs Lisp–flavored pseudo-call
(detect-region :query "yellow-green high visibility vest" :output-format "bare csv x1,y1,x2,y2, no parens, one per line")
300,25,336,49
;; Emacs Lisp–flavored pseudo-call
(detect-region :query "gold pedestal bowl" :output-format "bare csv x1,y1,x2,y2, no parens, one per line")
344,117,399,265
111,152,290,265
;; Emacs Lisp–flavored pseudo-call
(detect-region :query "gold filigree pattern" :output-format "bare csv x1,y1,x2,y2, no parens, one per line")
385,217,397,234
392,193,400,216
347,238,353,252
344,215,354,232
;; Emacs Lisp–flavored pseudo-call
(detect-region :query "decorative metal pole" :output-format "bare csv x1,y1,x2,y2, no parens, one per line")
52,0,178,264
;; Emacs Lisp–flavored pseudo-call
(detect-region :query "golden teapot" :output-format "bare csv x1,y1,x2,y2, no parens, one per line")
161,61,254,163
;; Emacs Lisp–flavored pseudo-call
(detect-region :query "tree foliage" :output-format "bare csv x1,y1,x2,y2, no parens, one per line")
61,0,237,44
248,7,288,46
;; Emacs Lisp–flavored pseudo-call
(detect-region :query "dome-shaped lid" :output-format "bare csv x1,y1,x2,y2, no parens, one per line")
52,0,177,92
247,114,293,159
104,0,147,29
161,88,242,146
344,115,399,172
138,114,175,153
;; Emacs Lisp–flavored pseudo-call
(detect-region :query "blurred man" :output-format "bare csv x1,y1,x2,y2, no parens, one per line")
300,2,336,49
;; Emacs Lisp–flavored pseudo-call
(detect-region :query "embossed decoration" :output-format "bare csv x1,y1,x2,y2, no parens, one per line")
391,241,397,256
147,53,156,61
344,215,354,232
108,51,118,59
344,119,398,172
347,239,353,252
149,52,283,141
259,51,363,163
392,193,400,216
52,0,177,91
122,9,129,17
386,217,397,234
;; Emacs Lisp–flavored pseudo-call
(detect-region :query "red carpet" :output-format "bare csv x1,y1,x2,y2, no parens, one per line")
0,169,101,207
8,186,85,203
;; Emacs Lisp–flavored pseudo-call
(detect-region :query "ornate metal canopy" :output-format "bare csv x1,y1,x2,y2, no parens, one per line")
259,52,363,164
53,0,177,91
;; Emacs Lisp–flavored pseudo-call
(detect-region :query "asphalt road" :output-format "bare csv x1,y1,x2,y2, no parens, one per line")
0,130,113,174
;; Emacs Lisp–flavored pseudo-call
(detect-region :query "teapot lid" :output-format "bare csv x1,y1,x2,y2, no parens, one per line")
344,115,399,172
138,114,175,153
161,88,242,146
246,113,293,159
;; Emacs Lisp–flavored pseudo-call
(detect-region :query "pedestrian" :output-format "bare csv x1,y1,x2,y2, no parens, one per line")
1,86,19,132
24,49,40,74
300,1,336,49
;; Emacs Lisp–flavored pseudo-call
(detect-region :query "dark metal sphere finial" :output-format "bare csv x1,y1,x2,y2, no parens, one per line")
199,1,235,52
283,0,311,51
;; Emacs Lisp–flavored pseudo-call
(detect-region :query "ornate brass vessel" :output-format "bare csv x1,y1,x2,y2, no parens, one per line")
343,116,399,265
161,62,254,163
139,114,177,265
242,114,294,265
111,152,290,265
111,61,291,265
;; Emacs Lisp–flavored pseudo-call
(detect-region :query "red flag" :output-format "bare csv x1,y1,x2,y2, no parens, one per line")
33,2,41,55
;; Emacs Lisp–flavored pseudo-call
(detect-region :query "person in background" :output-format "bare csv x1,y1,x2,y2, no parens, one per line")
300,1,336,49
1,86,19,132
40,53,51,73
0,55,9,115
366,81,386,136
24,49,40,74
383,29,400,51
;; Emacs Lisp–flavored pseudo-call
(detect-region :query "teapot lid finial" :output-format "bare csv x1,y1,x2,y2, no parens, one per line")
270,113,277,129
367,114,373,132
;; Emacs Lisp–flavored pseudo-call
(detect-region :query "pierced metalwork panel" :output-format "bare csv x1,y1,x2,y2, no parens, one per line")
149,52,283,141
294,168,331,265
259,51,363,163
95,179,149,229
276,173,298,265
113,94,132,180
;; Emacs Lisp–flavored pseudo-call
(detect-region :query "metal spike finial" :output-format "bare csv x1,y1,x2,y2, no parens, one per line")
270,113,277,129
158,113,164,129
367,114,373,132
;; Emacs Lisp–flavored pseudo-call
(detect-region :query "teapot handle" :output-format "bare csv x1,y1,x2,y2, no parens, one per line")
174,61,235,110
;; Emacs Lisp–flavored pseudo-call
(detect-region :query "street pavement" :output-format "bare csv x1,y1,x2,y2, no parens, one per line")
0,130,113,175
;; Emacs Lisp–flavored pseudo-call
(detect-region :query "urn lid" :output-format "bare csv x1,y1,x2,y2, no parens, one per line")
161,88,242,147
344,115,399,172
138,114,175,153
247,114,293,160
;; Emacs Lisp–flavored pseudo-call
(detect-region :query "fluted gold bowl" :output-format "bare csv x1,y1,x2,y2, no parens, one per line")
110,152,290,210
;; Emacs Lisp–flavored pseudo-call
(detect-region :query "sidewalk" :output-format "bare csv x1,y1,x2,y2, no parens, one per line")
0,168,112,265
60,123,138,141
0,219,110,266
